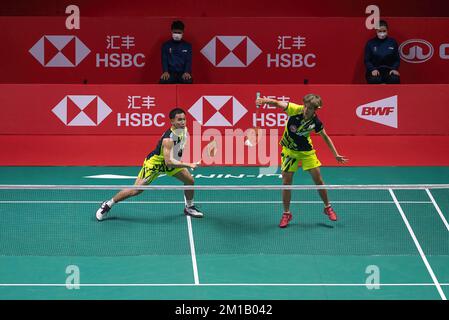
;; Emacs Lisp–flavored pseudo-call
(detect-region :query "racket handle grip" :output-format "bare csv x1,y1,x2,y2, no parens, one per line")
189,160,201,171
256,91,261,109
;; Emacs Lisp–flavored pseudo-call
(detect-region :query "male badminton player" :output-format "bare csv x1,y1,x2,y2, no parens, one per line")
96,108,203,221
256,94,348,228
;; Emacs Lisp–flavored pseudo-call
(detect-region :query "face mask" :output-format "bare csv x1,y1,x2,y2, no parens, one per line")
377,31,387,40
172,33,183,41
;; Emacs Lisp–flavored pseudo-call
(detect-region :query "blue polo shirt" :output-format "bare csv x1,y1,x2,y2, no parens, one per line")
364,37,400,72
161,39,192,73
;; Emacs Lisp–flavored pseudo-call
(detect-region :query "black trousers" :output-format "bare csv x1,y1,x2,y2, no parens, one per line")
366,69,400,84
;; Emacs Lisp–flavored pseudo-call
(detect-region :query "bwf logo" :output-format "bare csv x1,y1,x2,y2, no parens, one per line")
356,96,398,128
201,36,262,67
29,35,90,67
188,96,247,126
52,95,112,126
360,107,394,116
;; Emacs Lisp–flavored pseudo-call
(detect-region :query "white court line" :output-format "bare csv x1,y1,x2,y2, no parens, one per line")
425,189,449,232
186,215,199,285
0,283,449,287
389,189,446,300
0,200,433,204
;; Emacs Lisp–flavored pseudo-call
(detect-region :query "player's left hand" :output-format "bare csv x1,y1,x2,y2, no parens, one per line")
189,161,201,170
336,155,348,163
389,70,400,76
182,73,192,80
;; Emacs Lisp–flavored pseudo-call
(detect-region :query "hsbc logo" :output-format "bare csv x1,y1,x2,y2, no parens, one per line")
188,96,247,126
52,95,112,126
399,39,433,63
29,35,90,67
201,36,262,67
356,96,398,128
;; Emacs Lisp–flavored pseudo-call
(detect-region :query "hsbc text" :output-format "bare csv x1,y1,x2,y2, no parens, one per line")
267,53,316,68
117,113,165,127
253,113,288,127
96,53,146,68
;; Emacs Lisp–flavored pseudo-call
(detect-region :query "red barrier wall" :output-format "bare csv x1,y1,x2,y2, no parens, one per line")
1,17,448,84
2,0,449,17
2,135,449,167
1,84,449,135
1,84,448,166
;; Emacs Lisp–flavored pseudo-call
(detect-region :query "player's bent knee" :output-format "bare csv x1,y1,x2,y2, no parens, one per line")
130,189,143,196
282,172,293,185
312,173,325,185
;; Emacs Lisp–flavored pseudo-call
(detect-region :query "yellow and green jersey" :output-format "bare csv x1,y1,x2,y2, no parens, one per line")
280,102,324,152
146,127,188,162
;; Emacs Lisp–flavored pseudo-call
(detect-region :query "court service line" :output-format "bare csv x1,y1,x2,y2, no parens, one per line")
186,215,200,285
0,200,433,204
389,189,446,300
1,283,449,287
425,189,449,232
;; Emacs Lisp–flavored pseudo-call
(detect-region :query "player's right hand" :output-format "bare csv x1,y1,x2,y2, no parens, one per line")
255,98,265,106
336,155,349,164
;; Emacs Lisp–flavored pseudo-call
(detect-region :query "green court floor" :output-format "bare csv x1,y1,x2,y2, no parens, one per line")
0,166,448,300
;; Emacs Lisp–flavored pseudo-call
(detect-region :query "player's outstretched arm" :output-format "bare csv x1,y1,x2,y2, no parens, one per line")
319,130,349,164
162,139,198,169
255,97,288,110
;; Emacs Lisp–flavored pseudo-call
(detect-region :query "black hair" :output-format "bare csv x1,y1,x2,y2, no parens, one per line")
169,108,186,119
379,20,388,29
171,20,185,31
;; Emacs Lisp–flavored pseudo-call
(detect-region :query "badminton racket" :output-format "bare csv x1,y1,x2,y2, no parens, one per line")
245,91,262,147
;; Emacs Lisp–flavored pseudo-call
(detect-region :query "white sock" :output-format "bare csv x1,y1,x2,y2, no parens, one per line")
325,204,331,208
185,199,193,207
106,198,115,207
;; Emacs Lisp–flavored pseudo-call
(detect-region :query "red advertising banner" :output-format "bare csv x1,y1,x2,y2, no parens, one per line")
0,85,177,134
1,84,448,135
1,84,448,166
0,17,448,85
179,84,449,135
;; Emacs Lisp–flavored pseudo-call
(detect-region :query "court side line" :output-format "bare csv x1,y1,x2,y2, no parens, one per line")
0,200,433,204
425,189,449,232
186,215,199,285
0,283,448,287
389,189,446,300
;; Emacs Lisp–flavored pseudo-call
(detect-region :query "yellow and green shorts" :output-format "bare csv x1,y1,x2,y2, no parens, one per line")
137,156,183,185
280,147,321,172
